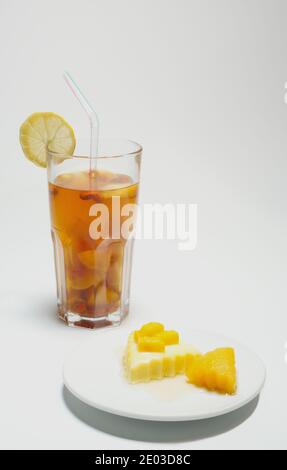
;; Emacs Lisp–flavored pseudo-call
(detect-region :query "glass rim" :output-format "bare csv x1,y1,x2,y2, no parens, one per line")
47,138,143,160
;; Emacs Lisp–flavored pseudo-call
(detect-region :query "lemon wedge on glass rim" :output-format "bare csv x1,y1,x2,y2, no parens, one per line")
19,112,76,168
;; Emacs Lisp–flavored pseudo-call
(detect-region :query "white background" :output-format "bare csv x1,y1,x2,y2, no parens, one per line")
0,0,287,449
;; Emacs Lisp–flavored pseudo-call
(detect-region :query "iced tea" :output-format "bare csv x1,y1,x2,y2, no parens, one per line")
49,169,138,327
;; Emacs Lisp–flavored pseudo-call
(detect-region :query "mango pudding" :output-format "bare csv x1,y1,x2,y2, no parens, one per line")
123,323,237,395
123,322,199,383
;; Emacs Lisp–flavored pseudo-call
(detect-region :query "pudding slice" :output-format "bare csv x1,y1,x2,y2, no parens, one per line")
123,324,199,384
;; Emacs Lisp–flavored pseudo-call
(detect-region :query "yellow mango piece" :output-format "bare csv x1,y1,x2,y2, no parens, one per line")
134,322,165,344
139,322,164,336
186,347,237,395
157,330,179,345
137,336,165,353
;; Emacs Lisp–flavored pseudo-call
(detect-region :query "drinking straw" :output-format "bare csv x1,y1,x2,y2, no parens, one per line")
63,71,99,168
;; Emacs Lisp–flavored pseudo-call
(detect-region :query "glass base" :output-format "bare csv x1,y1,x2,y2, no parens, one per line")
57,304,129,329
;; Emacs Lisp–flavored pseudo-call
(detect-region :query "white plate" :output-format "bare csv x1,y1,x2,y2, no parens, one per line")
63,329,266,422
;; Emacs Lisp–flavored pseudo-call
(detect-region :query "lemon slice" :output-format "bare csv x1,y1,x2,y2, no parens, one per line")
19,112,76,168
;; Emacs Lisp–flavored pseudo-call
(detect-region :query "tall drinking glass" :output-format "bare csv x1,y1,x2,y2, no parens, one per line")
47,139,142,329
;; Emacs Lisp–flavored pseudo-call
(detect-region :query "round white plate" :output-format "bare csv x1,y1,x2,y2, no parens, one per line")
63,329,266,422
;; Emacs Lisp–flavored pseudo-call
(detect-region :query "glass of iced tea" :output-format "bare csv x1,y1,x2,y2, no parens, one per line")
47,139,142,329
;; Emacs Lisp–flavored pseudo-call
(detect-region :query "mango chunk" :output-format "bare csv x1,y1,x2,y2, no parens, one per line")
186,347,237,395
133,323,180,352
157,330,179,346
140,322,164,336
134,322,165,343
137,336,165,352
